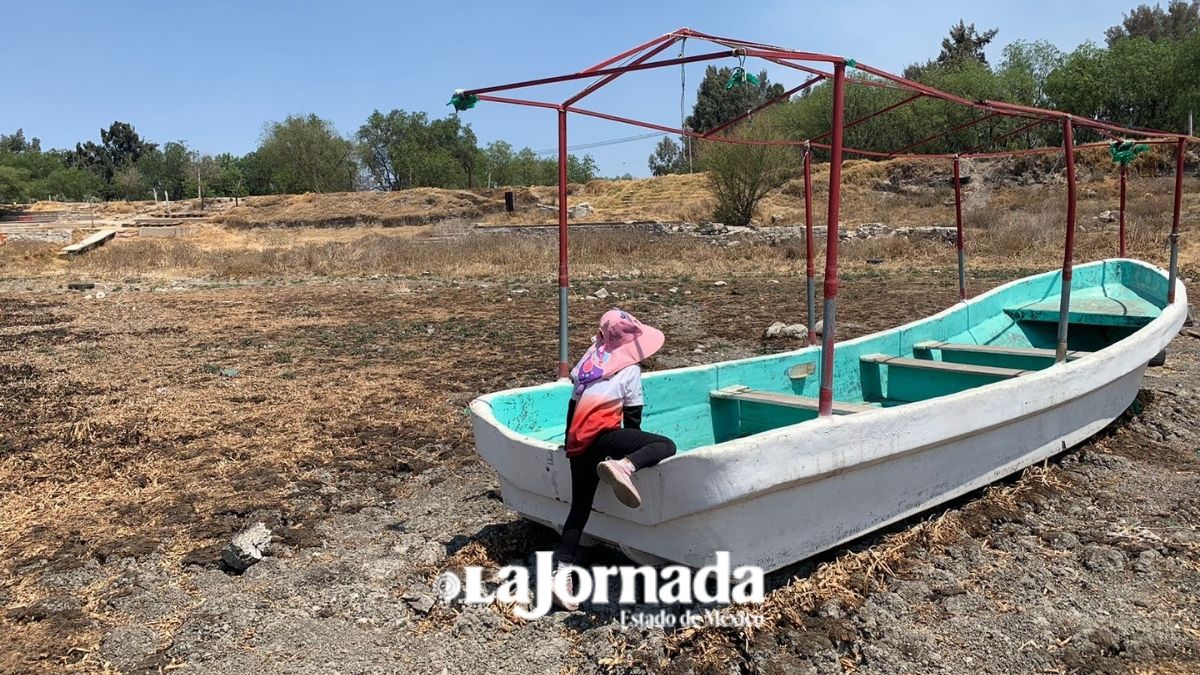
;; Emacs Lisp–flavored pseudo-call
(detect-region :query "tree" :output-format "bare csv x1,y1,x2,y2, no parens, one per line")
1,129,40,154
112,165,145,200
0,165,31,202
70,121,156,198
137,141,190,199
1045,37,1184,131
938,21,999,67
253,114,354,194
700,115,795,227
356,109,480,190
905,21,999,79
648,136,690,176
567,154,598,183
1105,0,1200,44
34,167,102,201
684,66,786,134
997,40,1065,106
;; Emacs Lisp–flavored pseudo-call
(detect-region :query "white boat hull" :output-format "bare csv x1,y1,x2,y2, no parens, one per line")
470,272,1187,572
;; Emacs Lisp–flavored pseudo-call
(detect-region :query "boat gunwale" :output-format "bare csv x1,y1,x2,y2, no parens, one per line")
470,260,1186,524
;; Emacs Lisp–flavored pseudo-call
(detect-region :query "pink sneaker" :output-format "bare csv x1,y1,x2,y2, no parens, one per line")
597,459,642,508
551,565,579,611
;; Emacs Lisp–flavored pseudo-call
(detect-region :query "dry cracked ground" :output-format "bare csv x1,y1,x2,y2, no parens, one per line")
1,269,1198,674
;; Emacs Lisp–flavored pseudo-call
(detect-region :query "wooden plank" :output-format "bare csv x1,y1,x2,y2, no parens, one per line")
59,229,116,257
915,341,1090,361
861,353,1028,378
711,385,877,415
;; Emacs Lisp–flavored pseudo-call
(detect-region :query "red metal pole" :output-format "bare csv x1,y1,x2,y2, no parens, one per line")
804,144,816,345
818,62,846,416
1056,117,1078,363
557,108,570,378
953,156,966,301
1169,138,1185,303
1119,164,1128,258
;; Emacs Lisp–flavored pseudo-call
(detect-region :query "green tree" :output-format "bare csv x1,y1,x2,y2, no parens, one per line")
356,109,480,190
700,114,796,227
0,165,31,202
35,167,103,201
648,136,690,176
1105,0,1200,44
253,114,355,194
685,66,786,134
137,141,191,200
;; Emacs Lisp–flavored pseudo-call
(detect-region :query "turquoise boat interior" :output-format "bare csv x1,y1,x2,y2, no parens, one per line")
483,260,1168,454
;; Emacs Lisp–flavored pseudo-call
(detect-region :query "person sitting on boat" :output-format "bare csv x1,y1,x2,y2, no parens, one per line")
552,308,676,610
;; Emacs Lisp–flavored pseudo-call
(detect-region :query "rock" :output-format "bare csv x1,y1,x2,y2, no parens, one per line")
592,288,610,299
1044,531,1080,551
668,287,678,294
222,522,272,572
403,590,436,614
1133,549,1161,574
567,202,594,219
768,279,779,284
764,322,786,338
813,319,824,336
713,280,727,287
781,324,807,339
1080,544,1125,572
856,223,893,239
1098,210,1118,224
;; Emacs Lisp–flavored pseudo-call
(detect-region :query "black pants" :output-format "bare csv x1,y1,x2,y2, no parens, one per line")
554,428,676,565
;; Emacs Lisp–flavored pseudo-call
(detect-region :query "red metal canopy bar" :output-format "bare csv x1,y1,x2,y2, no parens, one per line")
463,49,737,97
889,112,1000,156
566,36,681,107
703,74,825,138
961,118,1047,155
581,31,683,73
983,100,1189,140
812,93,923,144
766,58,908,92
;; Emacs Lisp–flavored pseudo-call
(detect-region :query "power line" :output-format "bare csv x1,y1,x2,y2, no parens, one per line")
532,131,667,155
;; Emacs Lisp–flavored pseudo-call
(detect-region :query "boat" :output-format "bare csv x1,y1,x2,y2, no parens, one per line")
469,259,1188,572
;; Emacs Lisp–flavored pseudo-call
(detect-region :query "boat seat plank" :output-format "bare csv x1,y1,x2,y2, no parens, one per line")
861,353,1030,378
1004,289,1160,328
711,386,876,415
914,341,1091,361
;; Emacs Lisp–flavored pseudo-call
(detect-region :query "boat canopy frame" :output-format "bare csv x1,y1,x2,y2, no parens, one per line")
455,27,1195,416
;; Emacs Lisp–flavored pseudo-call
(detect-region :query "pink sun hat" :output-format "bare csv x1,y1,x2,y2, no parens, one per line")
571,308,665,387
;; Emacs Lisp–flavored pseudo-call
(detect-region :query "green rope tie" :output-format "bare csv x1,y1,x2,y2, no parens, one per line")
447,90,478,112
845,58,857,69
1109,140,1149,166
725,56,760,89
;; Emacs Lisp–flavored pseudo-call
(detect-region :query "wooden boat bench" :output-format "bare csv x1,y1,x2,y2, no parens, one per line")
1004,292,1160,328
914,341,1090,370
711,385,876,415
860,353,1029,402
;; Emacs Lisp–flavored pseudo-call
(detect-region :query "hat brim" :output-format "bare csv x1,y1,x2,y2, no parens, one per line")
607,324,665,371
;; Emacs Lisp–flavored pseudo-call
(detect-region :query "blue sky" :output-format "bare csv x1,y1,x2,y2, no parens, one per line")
2,0,1140,177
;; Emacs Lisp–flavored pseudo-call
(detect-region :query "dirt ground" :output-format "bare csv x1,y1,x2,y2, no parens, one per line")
1,252,1198,674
